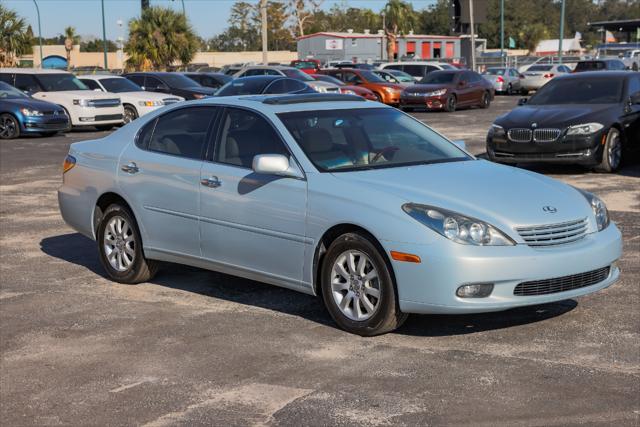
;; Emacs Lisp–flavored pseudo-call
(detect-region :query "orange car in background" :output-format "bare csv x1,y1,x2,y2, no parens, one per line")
290,59,322,74
319,68,404,105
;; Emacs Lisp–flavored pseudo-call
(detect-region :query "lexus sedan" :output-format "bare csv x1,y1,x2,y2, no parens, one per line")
58,94,622,336
487,72,640,172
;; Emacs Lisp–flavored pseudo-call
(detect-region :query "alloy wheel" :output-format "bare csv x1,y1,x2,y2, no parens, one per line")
0,115,18,139
330,250,381,321
103,215,136,272
123,107,137,124
607,129,622,170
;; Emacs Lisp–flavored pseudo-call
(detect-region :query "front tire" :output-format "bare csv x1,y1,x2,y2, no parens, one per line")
123,105,138,124
595,128,623,173
97,203,159,284
320,233,407,336
0,114,20,139
444,95,457,112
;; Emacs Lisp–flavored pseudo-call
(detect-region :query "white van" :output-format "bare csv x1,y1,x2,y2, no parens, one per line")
0,68,124,130
378,61,457,82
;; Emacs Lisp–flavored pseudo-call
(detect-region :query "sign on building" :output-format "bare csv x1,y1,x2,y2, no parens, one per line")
325,39,344,50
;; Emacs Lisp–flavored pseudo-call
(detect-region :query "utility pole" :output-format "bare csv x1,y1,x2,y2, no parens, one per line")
469,0,476,71
101,0,108,70
32,0,43,68
558,0,566,64
500,0,504,67
260,0,268,64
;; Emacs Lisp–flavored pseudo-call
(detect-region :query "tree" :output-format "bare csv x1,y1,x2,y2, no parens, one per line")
289,0,323,37
419,0,451,36
383,0,416,60
64,27,79,70
0,5,33,67
124,6,199,71
81,39,118,53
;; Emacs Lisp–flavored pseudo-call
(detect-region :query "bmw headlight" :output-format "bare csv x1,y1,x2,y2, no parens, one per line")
577,189,609,231
20,108,43,116
566,123,604,136
402,204,515,246
424,89,447,97
489,123,505,137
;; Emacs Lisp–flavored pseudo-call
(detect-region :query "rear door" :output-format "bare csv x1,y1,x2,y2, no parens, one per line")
117,106,219,257
198,107,307,287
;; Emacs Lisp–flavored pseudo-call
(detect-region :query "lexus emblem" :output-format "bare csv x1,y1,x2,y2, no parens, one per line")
531,122,538,129
542,206,557,213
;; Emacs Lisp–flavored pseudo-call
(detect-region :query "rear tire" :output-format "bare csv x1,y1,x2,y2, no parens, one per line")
320,233,407,336
480,91,491,109
520,88,529,96
444,95,457,112
595,128,623,173
0,114,20,139
97,203,159,284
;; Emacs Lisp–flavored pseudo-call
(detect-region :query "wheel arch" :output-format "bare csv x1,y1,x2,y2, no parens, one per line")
93,191,135,237
311,223,396,297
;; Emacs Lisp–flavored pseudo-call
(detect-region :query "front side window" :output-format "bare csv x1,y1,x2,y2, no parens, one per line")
216,78,271,96
279,108,470,172
215,108,289,168
81,79,102,90
145,77,164,90
147,107,217,159
35,74,88,91
0,81,29,99
100,78,142,93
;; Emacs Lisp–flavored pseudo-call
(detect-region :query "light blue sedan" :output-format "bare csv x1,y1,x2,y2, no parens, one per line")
58,94,622,336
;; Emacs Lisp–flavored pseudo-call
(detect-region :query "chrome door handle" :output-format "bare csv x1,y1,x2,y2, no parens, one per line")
200,176,221,188
121,162,139,174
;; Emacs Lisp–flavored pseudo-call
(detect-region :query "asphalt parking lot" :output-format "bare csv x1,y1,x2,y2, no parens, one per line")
1,96,639,426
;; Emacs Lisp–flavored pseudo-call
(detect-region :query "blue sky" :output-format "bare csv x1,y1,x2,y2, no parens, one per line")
5,0,438,41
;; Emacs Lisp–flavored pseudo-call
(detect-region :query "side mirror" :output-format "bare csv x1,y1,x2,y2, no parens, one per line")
518,97,528,106
252,154,303,179
452,140,466,150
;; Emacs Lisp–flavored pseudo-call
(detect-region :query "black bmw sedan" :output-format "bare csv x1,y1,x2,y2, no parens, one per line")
122,72,217,100
487,72,639,172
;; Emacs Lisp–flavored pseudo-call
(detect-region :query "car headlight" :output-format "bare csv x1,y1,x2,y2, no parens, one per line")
489,123,505,136
340,89,356,95
402,204,515,246
576,189,609,231
20,108,43,116
424,89,447,97
566,123,604,136
72,99,90,106
138,100,164,107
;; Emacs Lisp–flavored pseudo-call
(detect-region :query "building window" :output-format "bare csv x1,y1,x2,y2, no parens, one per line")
351,39,357,47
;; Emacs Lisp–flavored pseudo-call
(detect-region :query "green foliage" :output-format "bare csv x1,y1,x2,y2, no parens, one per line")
125,6,199,70
81,39,118,53
0,4,34,66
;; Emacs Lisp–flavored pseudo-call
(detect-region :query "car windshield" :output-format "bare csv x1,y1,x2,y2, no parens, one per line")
388,70,414,82
359,71,386,83
313,75,345,86
36,74,88,91
280,68,314,81
216,78,270,95
100,78,142,93
0,82,29,99
158,73,200,88
527,77,623,105
422,72,457,84
278,108,470,172
484,68,506,75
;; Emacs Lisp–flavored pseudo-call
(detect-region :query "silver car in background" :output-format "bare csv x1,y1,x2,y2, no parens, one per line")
481,67,523,95
233,65,340,93
520,64,572,94
58,94,622,336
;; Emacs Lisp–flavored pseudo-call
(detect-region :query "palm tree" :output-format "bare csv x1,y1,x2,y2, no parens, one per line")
63,26,79,70
383,0,416,61
0,5,33,67
125,6,198,71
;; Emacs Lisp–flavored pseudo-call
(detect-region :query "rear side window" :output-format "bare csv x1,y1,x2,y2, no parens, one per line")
575,62,604,71
145,107,217,159
528,65,553,71
215,108,289,168
402,65,424,77
384,64,403,72
81,79,102,90
127,75,144,86
14,74,41,92
0,74,13,85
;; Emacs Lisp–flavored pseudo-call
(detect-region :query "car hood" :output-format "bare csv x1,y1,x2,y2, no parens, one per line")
495,104,615,128
331,159,593,235
1,97,61,110
34,90,121,101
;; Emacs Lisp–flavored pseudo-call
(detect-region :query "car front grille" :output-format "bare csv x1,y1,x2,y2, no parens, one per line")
89,98,121,108
507,128,532,143
513,266,610,296
533,128,561,143
516,218,588,247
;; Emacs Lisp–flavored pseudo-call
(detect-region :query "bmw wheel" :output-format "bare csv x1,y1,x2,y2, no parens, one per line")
596,128,622,173
321,233,407,336
0,114,20,139
97,203,159,284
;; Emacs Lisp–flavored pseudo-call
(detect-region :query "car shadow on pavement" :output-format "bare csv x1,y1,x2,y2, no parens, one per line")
41,232,578,336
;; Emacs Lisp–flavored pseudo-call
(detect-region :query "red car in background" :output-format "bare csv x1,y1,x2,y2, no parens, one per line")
311,74,378,101
291,59,321,74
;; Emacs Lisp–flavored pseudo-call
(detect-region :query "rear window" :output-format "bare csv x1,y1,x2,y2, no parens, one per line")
575,61,605,71
528,65,553,72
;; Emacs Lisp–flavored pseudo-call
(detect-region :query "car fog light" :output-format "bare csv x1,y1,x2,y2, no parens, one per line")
79,117,95,122
456,283,494,298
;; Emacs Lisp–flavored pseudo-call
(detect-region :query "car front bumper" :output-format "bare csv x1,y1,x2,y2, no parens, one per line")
400,94,448,109
385,223,622,314
20,115,69,133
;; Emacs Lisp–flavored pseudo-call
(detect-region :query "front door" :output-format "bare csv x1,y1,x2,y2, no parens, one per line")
117,106,218,257
199,107,307,288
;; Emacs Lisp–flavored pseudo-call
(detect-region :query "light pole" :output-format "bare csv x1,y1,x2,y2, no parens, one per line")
260,0,268,64
101,0,108,70
500,0,504,67
32,0,43,67
381,11,386,60
469,0,476,71
558,0,566,65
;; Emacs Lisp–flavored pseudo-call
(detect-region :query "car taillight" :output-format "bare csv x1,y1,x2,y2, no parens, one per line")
496,76,504,83
543,73,554,78
63,154,76,173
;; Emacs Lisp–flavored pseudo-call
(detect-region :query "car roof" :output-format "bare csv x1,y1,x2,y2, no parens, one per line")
555,70,632,79
78,74,122,80
231,75,286,82
0,68,71,74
